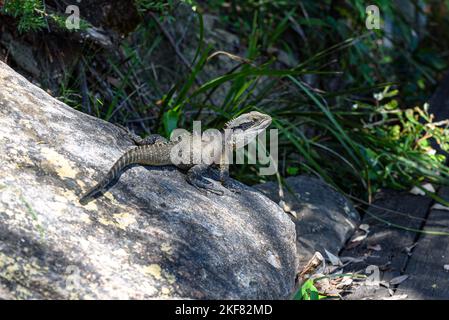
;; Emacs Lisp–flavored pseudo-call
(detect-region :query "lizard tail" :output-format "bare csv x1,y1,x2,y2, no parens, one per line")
79,148,141,205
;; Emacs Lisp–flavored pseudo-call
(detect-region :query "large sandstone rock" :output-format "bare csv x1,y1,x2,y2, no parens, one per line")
0,61,297,299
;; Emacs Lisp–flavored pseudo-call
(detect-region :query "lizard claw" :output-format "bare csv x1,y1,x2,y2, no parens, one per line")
222,180,241,194
186,175,225,196
206,187,225,196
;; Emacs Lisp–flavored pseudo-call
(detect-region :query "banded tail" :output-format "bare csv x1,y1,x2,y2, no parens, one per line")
79,147,143,205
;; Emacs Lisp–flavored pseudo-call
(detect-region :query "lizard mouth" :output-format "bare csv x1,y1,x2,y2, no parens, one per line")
259,117,272,129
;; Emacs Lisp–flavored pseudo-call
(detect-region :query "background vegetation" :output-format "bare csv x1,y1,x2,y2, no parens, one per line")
2,0,449,205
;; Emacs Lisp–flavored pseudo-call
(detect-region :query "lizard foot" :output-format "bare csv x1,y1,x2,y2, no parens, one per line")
189,178,225,196
221,180,242,194
186,164,225,196
114,123,167,146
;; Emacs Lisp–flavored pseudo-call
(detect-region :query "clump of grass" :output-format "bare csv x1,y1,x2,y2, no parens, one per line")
2,0,47,32
148,11,449,205
1,0,91,32
278,82,449,203
206,0,448,106
134,0,194,14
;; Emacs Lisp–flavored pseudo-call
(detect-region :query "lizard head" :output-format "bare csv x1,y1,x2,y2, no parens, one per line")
225,111,272,147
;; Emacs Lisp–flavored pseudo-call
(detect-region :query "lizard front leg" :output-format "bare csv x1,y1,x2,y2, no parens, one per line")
186,164,224,195
185,163,240,196
219,163,230,188
219,153,241,194
219,164,241,194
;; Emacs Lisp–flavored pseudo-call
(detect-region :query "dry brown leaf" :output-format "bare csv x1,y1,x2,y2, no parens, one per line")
359,224,370,232
351,233,368,243
335,276,353,289
382,294,408,300
298,252,324,278
431,203,449,211
340,256,366,265
325,249,342,266
314,277,338,295
389,275,409,285
367,244,382,251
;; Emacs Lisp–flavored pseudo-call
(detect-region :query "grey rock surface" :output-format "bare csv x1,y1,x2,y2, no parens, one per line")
255,176,360,267
0,61,297,299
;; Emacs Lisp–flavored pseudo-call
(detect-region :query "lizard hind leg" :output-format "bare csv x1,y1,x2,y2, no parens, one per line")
115,123,168,146
186,164,225,196
218,161,241,194
133,134,168,146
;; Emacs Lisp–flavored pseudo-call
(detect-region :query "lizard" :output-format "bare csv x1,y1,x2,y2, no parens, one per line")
79,111,272,204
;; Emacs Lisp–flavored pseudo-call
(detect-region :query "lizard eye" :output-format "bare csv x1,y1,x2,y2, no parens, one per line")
233,121,253,131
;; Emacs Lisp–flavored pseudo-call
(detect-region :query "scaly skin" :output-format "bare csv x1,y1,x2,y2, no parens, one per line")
79,143,175,204
79,111,272,204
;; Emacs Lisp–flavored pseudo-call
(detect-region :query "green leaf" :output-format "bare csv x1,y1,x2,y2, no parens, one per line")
162,109,179,136
298,279,320,300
